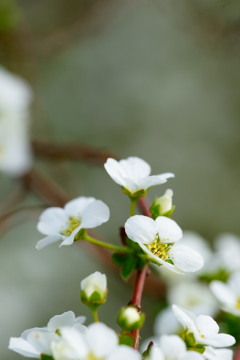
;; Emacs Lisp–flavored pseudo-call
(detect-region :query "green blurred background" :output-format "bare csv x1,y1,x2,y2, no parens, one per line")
1,0,240,358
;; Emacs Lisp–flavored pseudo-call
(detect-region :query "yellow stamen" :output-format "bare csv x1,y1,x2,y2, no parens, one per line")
236,298,240,309
61,216,81,236
147,237,173,261
87,353,104,360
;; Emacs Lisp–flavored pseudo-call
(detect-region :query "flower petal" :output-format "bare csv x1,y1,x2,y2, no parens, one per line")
87,323,118,358
8,337,40,358
195,315,219,339
203,334,236,348
47,311,76,331
59,225,82,247
36,233,64,250
74,316,86,325
27,330,58,355
210,281,236,307
104,158,128,187
107,345,142,360
204,348,233,360
137,173,174,190
149,345,165,360
184,351,205,360
125,215,157,245
81,200,110,229
37,208,69,235
169,245,204,272
159,335,186,359
119,157,151,180
155,217,182,243
64,197,95,217
60,327,89,358
172,305,197,333
228,272,240,297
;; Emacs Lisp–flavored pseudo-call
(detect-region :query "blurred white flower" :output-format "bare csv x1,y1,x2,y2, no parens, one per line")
148,335,204,360
53,323,141,360
172,305,235,348
0,66,33,176
204,347,233,360
125,215,203,274
8,311,86,359
210,271,240,316
81,271,107,300
36,197,110,249
104,157,174,196
214,233,240,273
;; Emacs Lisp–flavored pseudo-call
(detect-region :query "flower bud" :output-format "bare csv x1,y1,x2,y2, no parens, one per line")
150,189,174,219
117,306,145,332
80,272,107,310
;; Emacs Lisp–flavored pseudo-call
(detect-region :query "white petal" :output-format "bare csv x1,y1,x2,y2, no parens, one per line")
210,281,236,307
81,272,107,297
228,272,240,296
74,316,86,325
155,217,182,243
37,208,69,235
204,348,233,360
36,233,64,250
107,345,142,360
137,173,174,190
87,323,118,358
195,315,219,338
125,215,157,244
149,345,165,360
27,330,58,355
47,311,76,331
64,197,95,216
184,351,205,360
169,245,204,272
104,158,128,186
81,200,110,229
119,157,151,180
59,225,82,247
172,305,197,332
154,307,181,335
60,327,89,358
159,335,186,359
9,337,40,358
203,334,236,348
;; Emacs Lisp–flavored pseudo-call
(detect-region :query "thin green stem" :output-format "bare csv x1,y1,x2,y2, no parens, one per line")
92,310,99,322
130,198,137,217
84,234,133,254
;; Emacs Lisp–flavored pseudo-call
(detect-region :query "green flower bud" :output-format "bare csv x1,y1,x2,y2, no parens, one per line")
117,306,145,332
150,189,174,219
80,272,107,311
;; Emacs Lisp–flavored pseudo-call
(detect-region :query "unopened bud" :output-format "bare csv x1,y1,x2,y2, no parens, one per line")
117,306,145,332
80,272,107,310
150,189,174,219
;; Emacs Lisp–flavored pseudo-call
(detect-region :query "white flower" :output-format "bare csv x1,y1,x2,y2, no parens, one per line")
36,196,110,249
8,311,86,358
214,233,240,272
204,347,233,360
148,336,205,360
172,305,235,348
81,271,107,299
0,66,33,176
210,271,240,316
104,157,174,196
52,323,141,360
125,215,203,274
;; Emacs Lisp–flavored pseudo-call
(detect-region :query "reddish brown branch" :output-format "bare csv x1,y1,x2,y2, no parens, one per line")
32,141,117,164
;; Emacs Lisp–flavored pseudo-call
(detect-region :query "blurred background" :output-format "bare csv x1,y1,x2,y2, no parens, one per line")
1,0,240,358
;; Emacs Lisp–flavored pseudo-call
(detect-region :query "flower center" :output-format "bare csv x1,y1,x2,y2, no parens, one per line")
235,298,240,309
61,216,81,236
88,353,104,360
147,237,173,260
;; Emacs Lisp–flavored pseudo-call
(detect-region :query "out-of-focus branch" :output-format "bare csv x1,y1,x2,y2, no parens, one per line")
32,140,117,164
234,347,240,360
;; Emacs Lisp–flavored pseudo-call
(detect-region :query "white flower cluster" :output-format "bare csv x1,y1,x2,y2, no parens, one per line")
0,66,33,176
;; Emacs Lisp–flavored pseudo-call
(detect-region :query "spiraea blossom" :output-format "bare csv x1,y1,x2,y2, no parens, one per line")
51,323,141,360
210,271,240,316
36,197,110,249
80,271,107,301
148,335,206,360
125,215,203,274
0,66,33,176
104,157,174,197
172,305,235,348
9,311,86,358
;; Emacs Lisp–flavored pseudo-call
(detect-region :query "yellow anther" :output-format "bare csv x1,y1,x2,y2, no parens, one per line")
61,216,81,236
147,239,172,261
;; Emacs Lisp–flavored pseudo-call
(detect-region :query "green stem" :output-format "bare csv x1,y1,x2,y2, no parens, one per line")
84,234,133,254
92,310,99,322
130,198,137,217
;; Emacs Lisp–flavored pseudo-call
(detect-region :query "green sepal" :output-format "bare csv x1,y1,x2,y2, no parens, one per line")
135,254,148,269
150,202,175,220
121,256,137,280
119,334,134,347
121,187,146,199
112,253,127,266
185,332,196,347
165,259,174,265
80,290,107,309
142,341,154,358
74,228,86,241
41,355,54,360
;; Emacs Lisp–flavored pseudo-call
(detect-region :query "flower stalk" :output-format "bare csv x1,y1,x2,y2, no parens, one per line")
83,234,133,254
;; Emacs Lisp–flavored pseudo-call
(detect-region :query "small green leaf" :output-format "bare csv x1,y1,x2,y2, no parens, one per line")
121,256,137,280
